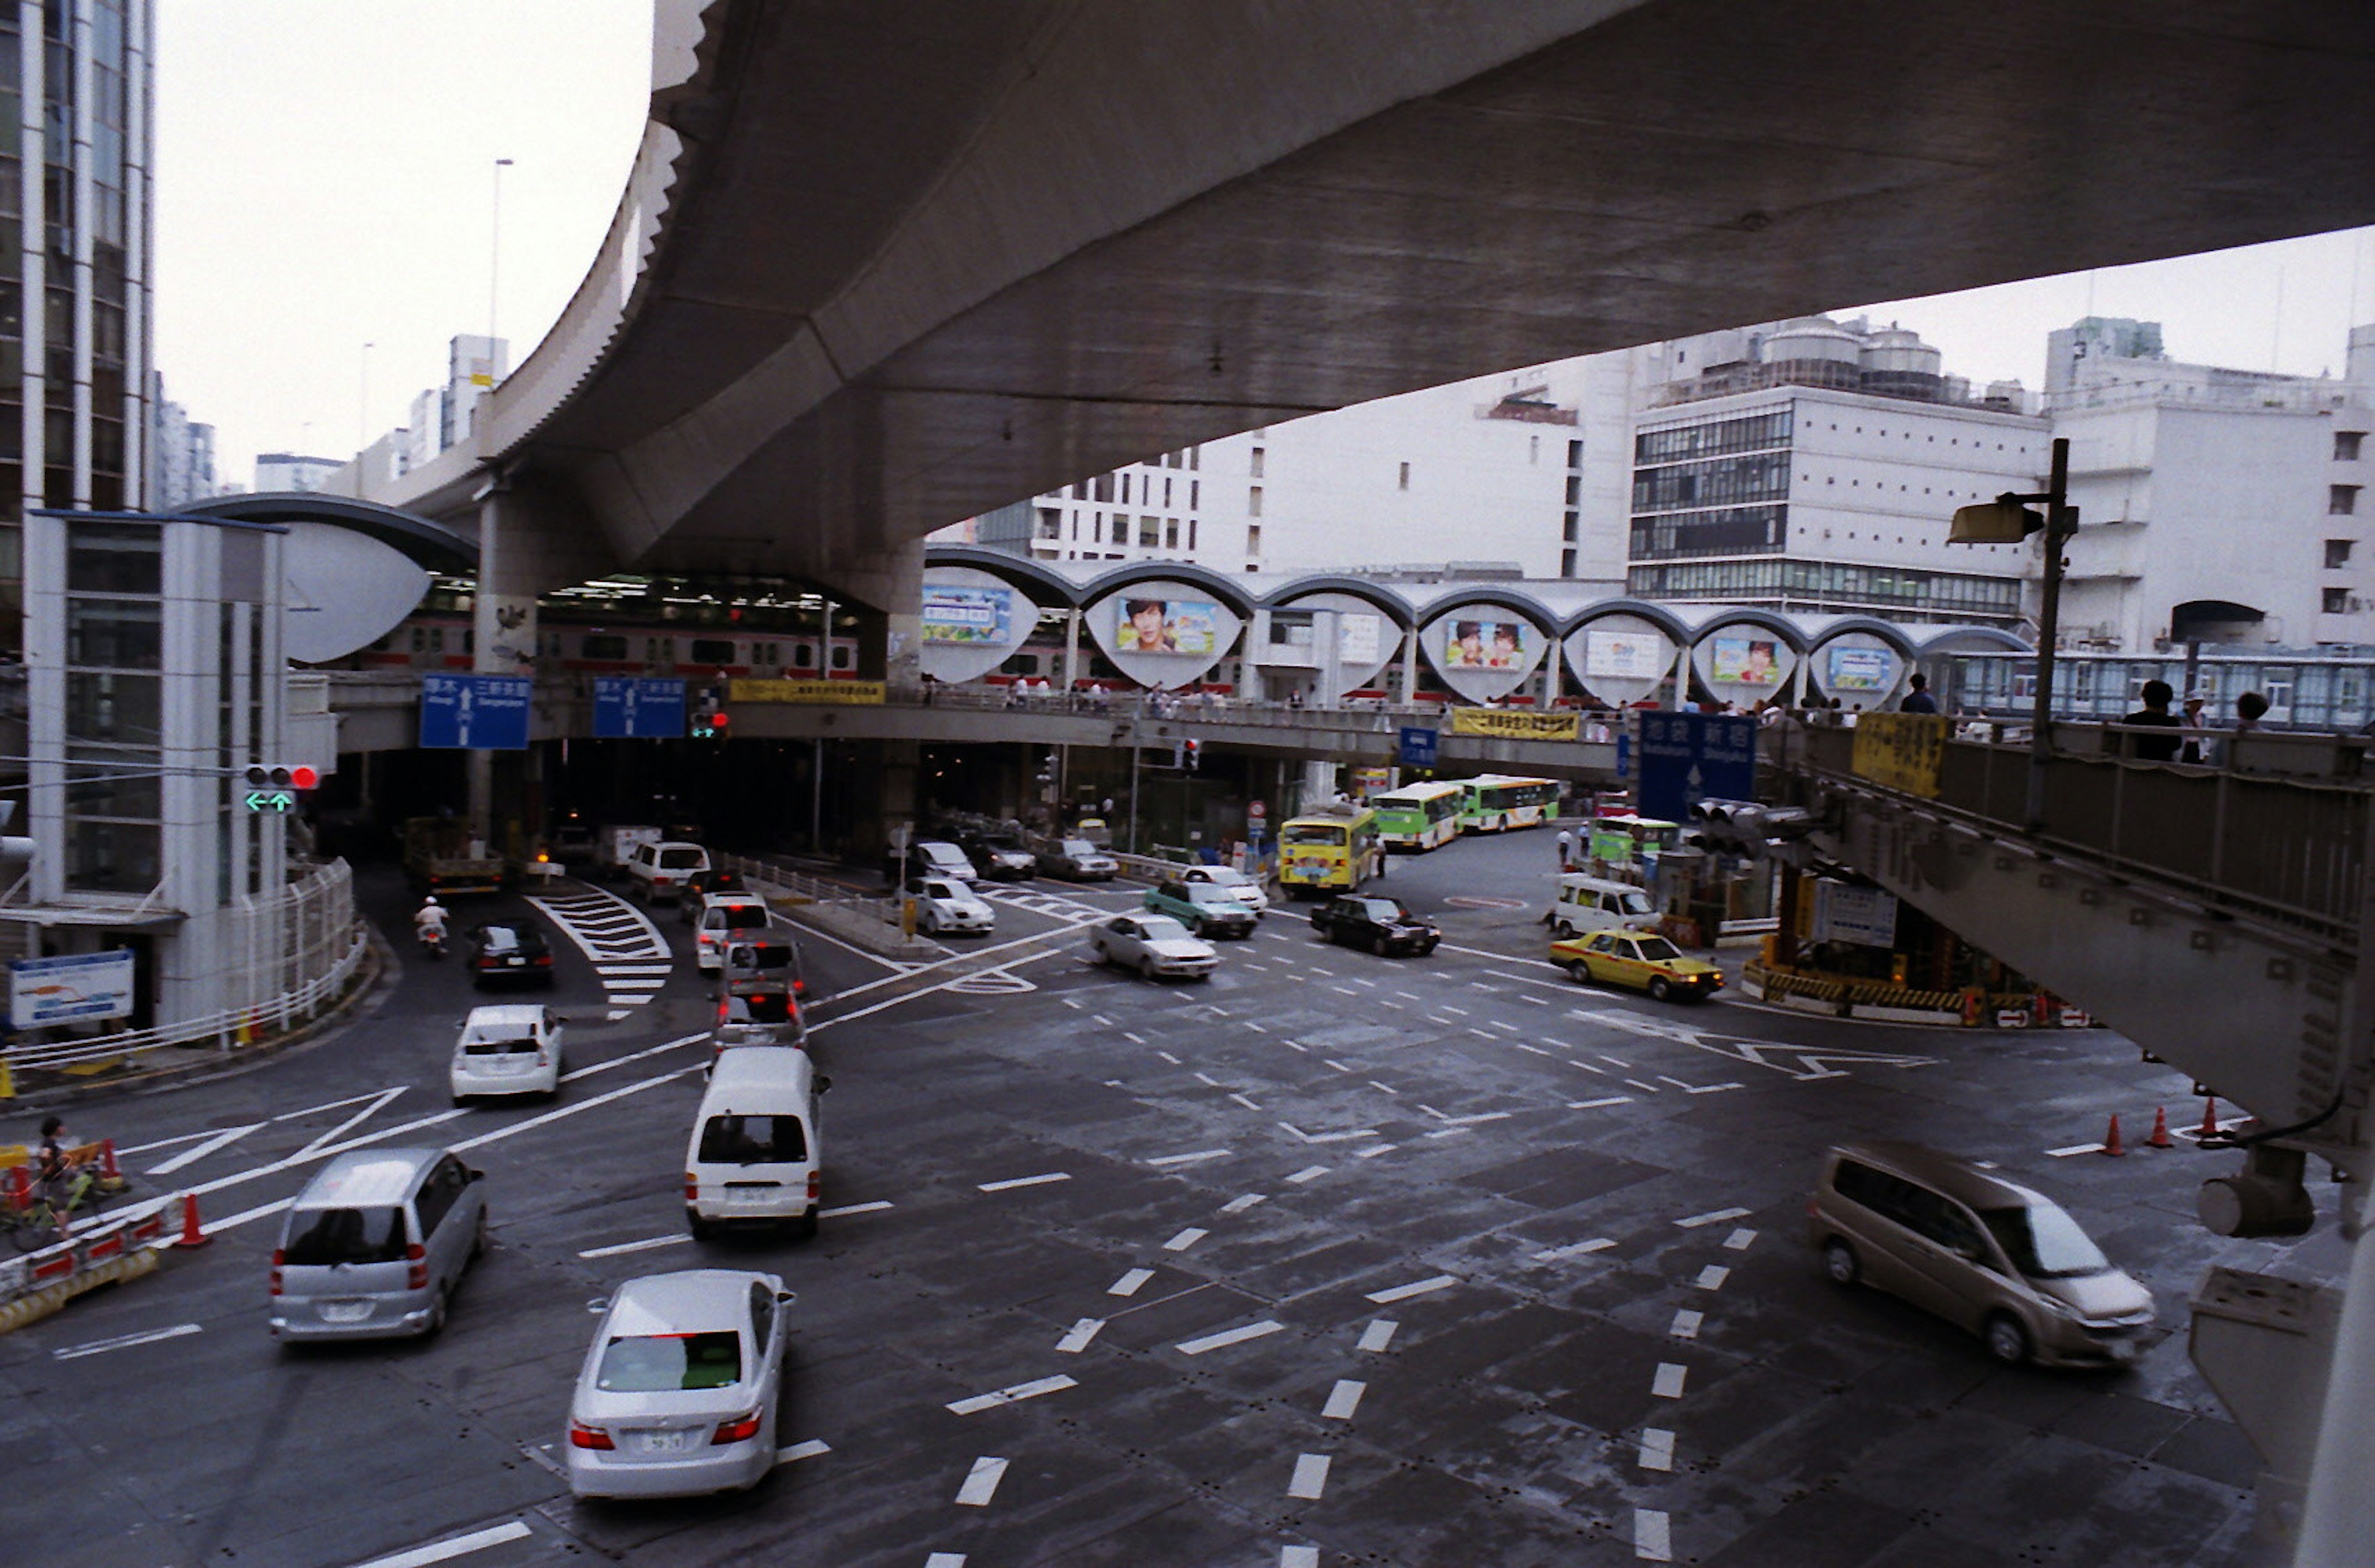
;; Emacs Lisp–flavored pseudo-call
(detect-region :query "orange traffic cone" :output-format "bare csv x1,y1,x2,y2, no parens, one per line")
2199,1097,2220,1140
2100,1113,2127,1157
172,1191,211,1248
2145,1107,2174,1149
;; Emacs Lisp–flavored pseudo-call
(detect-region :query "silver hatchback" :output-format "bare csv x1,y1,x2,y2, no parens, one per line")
567,1269,795,1499
270,1148,488,1342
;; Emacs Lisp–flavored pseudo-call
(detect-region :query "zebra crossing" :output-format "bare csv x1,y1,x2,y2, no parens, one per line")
528,885,674,1020
981,885,1124,924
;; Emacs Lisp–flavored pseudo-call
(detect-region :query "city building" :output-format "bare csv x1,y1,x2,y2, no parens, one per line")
149,376,216,509
1624,317,2048,627
974,357,1639,581
0,0,154,639
2047,316,2375,653
403,333,510,468
253,453,344,493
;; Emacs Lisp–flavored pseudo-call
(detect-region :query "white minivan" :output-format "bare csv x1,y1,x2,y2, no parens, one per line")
686,1049,829,1240
1544,874,1659,939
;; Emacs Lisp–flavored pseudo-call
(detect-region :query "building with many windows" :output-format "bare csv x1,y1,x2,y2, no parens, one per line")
1624,318,2048,627
148,375,216,509
0,0,153,642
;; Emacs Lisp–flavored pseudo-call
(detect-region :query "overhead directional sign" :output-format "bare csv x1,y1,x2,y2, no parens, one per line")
593,676,687,739
1398,726,1440,768
419,673,533,751
1635,712,1757,824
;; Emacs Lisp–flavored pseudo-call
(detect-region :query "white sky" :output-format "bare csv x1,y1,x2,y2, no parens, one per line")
154,2,2375,492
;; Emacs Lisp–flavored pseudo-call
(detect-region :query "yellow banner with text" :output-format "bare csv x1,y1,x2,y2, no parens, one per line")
729,678,886,706
1851,712,1948,797
1450,709,1580,742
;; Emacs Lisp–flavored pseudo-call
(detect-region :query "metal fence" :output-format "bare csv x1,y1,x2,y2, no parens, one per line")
3,859,370,1076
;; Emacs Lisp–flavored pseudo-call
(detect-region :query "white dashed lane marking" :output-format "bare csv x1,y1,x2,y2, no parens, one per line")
954,1456,1008,1506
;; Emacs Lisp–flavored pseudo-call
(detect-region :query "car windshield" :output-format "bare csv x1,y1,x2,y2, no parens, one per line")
1199,869,1249,887
659,848,705,869
596,1331,743,1392
1633,937,1682,961
1061,840,1099,856
1619,890,1654,915
1186,885,1235,904
476,926,526,952
1979,1198,2113,1279
281,1205,409,1266
1355,899,1407,920
697,1114,809,1164
1139,916,1193,941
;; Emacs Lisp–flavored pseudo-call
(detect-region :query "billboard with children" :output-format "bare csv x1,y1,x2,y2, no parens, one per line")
1421,604,1549,704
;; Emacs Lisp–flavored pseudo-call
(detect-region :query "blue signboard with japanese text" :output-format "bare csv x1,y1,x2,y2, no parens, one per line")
1635,712,1757,824
419,674,533,751
592,677,686,739
1398,726,1440,768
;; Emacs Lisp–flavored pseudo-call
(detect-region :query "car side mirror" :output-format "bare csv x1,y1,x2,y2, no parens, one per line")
586,1297,609,1314
776,1289,797,1305
468,1168,486,1182
815,1075,833,1094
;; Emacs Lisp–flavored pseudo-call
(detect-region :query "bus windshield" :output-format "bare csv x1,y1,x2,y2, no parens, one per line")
1282,823,1346,846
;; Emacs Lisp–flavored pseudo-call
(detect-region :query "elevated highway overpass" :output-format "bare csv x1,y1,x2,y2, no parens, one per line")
348,0,2375,628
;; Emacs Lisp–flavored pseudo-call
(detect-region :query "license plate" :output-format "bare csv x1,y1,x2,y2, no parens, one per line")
503,956,523,966
635,1430,695,1454
319,1300,370,1323
730,1185,779,1205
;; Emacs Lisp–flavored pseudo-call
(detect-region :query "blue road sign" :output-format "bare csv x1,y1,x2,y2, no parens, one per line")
419,673,534,751
1398,726,1440,768
593,676,687,739
1635,712,1757,824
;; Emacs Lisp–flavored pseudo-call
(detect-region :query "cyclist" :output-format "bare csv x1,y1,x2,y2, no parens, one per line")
32,1114,83,1241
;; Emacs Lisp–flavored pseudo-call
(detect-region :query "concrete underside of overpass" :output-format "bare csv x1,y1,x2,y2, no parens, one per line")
421,0,2375,600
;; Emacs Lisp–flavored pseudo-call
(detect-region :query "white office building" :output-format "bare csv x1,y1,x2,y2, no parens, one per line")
2048,317,2375,653
977,356,1641,581
150,378,216,509
1623,317,2048,627
254,453,344,493
401,333,511,469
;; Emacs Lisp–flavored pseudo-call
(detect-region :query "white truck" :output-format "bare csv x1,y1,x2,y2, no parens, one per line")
594,824,664,881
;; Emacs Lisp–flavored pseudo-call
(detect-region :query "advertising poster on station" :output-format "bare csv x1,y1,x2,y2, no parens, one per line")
1709,634,1782,687
1116,595,1217,655
922,584,1013,646
1585,629,1667,681
1826,645,1893,693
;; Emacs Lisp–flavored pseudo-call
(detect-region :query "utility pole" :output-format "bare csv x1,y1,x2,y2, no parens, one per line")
1947,435,2076,830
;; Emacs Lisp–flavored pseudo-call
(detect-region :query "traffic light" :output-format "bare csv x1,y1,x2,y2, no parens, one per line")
1685,798,1812,859
691,686,728,739
1184,738,1201,772
242,764,320,812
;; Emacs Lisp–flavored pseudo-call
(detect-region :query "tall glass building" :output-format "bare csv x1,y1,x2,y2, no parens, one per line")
0,0,152,642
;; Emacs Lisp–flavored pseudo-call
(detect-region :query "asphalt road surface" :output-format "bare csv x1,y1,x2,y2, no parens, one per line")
1,828,2341,1568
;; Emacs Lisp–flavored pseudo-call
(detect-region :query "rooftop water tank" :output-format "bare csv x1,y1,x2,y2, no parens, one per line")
1761,317,1861,367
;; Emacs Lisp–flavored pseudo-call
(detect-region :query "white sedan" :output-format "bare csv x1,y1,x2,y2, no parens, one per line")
566,1269,794,1499
448,1003,566,1102
1184,864,1270,918
1089,914,1217,981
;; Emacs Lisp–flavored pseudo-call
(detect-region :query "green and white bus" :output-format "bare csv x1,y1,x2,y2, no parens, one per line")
1369,781,1465,851
1457,774,1560,833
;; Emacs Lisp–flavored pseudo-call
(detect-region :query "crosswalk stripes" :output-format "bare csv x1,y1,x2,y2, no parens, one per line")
529,887,674,1019
982,887,1116,923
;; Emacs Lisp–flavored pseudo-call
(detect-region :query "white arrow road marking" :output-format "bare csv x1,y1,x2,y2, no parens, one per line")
1580,1007,1940,1080
145,1123,263,1176
351,1521,533,1568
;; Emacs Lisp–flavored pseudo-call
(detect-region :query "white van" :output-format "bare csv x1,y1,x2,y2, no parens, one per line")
627,840,710,903
270,1148,487,1342
1544,874,1659,939
686,1049,829,1240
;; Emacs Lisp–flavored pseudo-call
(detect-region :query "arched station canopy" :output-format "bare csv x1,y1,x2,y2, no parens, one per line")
1256,573,1418,629
185,492,478,573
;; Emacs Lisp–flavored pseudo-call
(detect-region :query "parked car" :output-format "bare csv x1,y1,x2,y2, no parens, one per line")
1089,913,1217,981
565,1269,796,1499
269,1148,487,1342
464,919,556,989
1144,878,1257,940
1183,864,1268,917
626,840,711,903
693,893,773,973
906,876,995,936
450,1003,568,1102
1551,929,1724,1002
959,832,1038,881
1808,1141,2156,1367
1310,894,1440,956
1039,837,1119,880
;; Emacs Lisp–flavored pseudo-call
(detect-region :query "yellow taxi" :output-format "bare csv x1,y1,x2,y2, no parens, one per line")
1551,929,1725,1002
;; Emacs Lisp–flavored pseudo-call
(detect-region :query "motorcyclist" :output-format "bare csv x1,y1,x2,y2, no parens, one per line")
413,896,448,953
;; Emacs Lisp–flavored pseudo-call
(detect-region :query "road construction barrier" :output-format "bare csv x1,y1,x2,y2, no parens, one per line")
0,1194,176,1335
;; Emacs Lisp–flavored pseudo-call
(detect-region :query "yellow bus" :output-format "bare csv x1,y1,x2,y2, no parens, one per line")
1277,803,1382,896
1369,781,1465,851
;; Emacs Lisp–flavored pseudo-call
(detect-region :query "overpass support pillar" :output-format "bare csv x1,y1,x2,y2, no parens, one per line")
1395,623,1421,706
849,539,925,690
1061,608,1082,692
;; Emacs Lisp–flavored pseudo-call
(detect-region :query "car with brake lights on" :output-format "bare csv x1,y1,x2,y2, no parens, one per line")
1089,913,1217,981
1310,894,1440,957
693,893,772,973
680,866,748,908
1551,928,1724,1001
1182,864,1268,918
708,986,803,1070
1039,837,1119,880
565,1269,796,1499
464,919,556,989
1807,1141,2157,1367
1143,877,1257,940
449,1004,568,1102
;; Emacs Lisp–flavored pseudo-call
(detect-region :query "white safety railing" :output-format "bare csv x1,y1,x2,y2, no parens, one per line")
3,861,370,1076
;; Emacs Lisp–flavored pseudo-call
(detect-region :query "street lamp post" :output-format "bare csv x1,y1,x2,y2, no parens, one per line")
1947,435,2076,830
489,158,513,378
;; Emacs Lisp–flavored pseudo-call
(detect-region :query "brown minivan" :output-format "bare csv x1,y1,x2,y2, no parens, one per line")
1807,1140,2155,1367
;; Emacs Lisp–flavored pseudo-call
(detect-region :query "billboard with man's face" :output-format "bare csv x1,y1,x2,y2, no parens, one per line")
1116,597,1217,656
